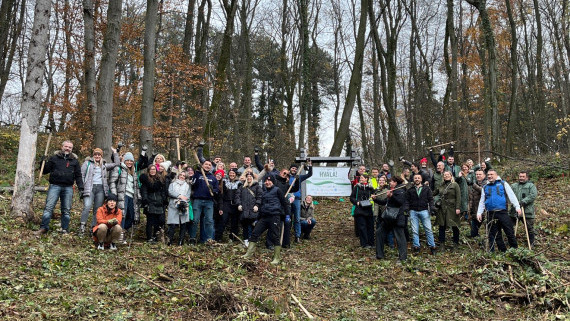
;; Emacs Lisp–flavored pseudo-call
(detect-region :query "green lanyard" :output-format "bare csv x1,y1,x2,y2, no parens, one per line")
416,186,422,196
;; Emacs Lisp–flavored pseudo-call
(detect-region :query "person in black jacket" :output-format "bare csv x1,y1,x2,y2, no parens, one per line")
214,169,240,242
35,140,84,235
350,174,377,248
235,172,263,246
242,175,291,265
140,165,167,242
375,176,408,262
406,174,436,254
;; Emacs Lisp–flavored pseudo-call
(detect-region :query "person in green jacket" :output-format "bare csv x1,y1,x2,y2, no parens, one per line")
433,171,462,248
455,163,470,219
509,171,538,247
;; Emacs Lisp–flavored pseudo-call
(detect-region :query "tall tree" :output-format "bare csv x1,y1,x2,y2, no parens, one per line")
505,0,519,154
140,0,159,155
11,0,52,222
0,0,26,106
329,0,367,156
83,0,97,129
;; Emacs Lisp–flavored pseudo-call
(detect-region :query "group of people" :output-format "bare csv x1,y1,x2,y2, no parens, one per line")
349,145,538,262
34,141,317,264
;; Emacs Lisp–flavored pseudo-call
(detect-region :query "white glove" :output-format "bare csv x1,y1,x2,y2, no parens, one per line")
440,149,446,155
485,157,491,162
253,205,258,213
238,205,243,211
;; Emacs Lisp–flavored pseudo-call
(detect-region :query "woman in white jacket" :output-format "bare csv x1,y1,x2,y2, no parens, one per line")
167,171,191,245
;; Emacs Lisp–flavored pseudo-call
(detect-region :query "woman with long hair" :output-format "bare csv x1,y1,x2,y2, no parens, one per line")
140,164,167,242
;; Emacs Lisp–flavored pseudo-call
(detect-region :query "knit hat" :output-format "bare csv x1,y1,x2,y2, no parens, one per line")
123,152,135,162
215,169,225,178
420,157,428,164
93,148,103,155
106,193,118,202
289,163,298,170
159,161,171,171
265,175,276,184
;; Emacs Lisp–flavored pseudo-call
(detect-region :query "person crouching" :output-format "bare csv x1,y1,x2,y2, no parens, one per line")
242,175,291,265
93,194,123,250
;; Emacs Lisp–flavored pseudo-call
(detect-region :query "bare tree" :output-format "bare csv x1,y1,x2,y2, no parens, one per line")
0,0,26,106
11,0,52,222
83,0,97,129
140,0,159,155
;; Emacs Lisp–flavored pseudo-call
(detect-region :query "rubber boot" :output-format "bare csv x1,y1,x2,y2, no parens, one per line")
242,241,257,259
270,246,282,265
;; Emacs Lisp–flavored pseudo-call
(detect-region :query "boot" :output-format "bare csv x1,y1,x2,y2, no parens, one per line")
242,241,257,259
78,223,86,237
429,246,437,255
270,246,282,265
34,228,47,236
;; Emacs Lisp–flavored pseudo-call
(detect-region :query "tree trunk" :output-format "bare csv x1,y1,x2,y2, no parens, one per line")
0,0,25,106
505,0,518,154
372,40,382,160
298,0,311,150
532,0,546,152
329,0,367,157
182,0,196,58
11,0,52,222
140,0,158,155
83,0,97,129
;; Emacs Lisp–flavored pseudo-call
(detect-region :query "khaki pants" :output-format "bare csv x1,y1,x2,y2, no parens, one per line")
95,224,122,244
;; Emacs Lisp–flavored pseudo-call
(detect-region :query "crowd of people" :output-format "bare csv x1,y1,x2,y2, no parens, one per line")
34,141,538,264
34,141,316,265
349,145,538,262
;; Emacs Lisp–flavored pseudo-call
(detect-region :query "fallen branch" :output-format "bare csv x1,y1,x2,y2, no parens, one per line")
135,271,204,299
291,294,314,319
231,233,246,247
493,292,528,299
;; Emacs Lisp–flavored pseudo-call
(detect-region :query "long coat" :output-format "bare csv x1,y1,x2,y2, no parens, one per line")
140,174,167,215
109,163,141,220
235,181,263,220
455,175,469,213
350,184,375,216
434,180,461,227
167,179,191,225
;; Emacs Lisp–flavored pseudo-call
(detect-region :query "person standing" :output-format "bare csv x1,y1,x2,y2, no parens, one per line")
215,169,241,242
433,171,462,249
189,160,219,243
35,141,84,235
235,172,263,247
167,171,191,245
288,160,313,244
468,170,487,237
140,165,167,242
476,170,521,252
350,174,376,248
509,171,538,247
375,176,408,262
406,173,436,254
242,175,291,265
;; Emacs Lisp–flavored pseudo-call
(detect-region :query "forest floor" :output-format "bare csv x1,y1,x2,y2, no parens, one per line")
0,172,569,320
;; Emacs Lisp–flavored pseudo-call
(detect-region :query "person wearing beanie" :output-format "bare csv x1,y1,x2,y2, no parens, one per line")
93,194,123,250
109,150,145,243
215,169,225,179
286,159,313,245
79,147,119,236
235,172,262,246
242,174,291,265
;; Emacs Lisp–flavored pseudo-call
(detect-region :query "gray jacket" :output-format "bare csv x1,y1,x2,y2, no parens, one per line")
109,162,141,221
167,179,191,225
81,152,119,197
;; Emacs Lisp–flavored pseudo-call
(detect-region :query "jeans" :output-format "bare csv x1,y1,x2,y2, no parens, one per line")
409,210,435,248
121,195,135,230
80,184,105,227
291,199,301,237
189,199,214,242
41,184,74,231
300,219,317,237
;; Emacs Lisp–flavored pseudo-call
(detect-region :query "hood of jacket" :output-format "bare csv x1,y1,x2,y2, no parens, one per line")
55,150,78,160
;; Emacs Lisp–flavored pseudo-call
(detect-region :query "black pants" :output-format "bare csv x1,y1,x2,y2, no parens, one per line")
354,214,374,247
439,225,459,244
146,213,165,240
279,220,292,247
250,215,281,246
470,213,482,237
214,203,239,241
488,210,517,252
511,216,534,246
376,221,407,261
167,223,187,245
241,218,255,240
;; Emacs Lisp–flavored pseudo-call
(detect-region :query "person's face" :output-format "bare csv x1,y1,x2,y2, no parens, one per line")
125,160,134,168
305,195,312,203
178,173,187,180
217,162,225,170
359,175,368,184
389,180,397,188
443,172,452,181
244,157,251,166
154,155,164,164
187,168,194,176
358,166,366,174
487,171,497,182
265,178,274,188
203,161,212,171
215,173,222,180
230,162,238,169
518,173,528,183
475,171,485,182
403,168,410,176
280,169,289,178
246,174,253,183
462,165,469,173
413,174,422,185
420,161,427,168
371,169,379,177
229,171,236,180
107,200,117,209
214,157,222,164
290,166,298,175
379,176,386,186
93,152,102,162
411,165,418,173
382,164,389,171
467,160,474,168
148,166,157,176
437,162,444,172
62,142,73,154
158,166,165,173
448,156,455,165
481,162,487,170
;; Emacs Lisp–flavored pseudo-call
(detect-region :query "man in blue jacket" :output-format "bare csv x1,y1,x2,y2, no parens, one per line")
189,160,219,243
35,140,84,235
476,170,521,252
288,160,313,244
243,175,291,264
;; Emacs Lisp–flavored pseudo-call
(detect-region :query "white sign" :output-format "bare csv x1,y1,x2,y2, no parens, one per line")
304,167,352,196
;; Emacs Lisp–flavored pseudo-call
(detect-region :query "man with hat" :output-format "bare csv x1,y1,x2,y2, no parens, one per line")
242,174,291,264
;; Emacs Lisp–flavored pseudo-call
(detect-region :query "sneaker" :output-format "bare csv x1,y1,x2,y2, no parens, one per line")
244,239,249,248
110,243,117,251
78,224,86,236
97,243,104,250
60,229,69,234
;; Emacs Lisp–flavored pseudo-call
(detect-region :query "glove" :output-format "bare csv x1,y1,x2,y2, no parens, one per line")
254,146,259,154
252,220,257,226
39,155,47,163
238,205,243,211
253,205,258,213
79,193,85,200
440,149,445,155
285,215,291,223
520,201,526,207
198,141,205,148
485,157,491,162
107,218,118,226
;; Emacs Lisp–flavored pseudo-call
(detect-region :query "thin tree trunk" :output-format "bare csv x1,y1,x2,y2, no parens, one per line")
140,0,159,155
0,0,25,106
532,0,546,151
505,0,518,154
11,0,52,222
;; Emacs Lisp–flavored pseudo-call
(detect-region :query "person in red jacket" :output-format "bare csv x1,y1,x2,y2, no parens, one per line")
93,194,123,250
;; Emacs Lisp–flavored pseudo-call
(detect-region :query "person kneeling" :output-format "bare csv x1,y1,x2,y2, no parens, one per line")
300,195,317,239
93,194,123,250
